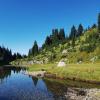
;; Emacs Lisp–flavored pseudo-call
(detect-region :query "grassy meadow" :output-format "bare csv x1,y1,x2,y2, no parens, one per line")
28,63,100,82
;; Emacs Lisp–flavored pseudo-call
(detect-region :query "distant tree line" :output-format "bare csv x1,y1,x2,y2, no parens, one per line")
42,24,84,48
42,28,66,48
0,46,25,65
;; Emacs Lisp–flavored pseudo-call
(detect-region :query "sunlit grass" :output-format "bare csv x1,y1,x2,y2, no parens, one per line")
28,64,56,71
28,63,100,81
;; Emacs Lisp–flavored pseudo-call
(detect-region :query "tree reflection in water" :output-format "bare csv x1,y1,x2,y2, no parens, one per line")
0,67,100,100
43,78,68,99
0,66,26,84
31,77,68,99
32,77,38,86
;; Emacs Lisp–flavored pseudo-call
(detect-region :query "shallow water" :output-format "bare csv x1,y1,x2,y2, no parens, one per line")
0,67,63,100
0,66,100,100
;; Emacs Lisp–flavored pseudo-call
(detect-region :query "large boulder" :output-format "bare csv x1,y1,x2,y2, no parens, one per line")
57,61,66,67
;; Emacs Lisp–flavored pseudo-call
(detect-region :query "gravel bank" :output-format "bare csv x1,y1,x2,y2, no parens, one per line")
65,88,100,100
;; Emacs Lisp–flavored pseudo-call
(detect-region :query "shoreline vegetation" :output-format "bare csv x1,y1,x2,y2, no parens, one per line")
27,63,100,84
10,63,100,84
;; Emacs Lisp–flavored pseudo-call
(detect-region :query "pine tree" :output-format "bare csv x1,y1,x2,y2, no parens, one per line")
28,49,32,57
69,25,77,39
69,25,77,47
16,53,22,59
45,36,52,46
59,29,65,40
13,53,17,60
32,41,39,56
52,29,59,43
92,24,97,29
77,24,84,36
98,13,100,33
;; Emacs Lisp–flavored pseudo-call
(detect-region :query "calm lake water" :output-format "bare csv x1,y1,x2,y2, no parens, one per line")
0,66,100,100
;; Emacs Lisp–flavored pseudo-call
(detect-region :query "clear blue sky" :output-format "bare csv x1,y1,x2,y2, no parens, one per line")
0,0,100,55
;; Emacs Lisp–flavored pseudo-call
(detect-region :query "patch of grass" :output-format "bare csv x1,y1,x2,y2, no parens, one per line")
28,63,100,82
28,64,56,71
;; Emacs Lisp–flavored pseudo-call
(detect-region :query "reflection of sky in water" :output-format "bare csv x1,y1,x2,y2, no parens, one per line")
0,67,100,100
0,69,54,100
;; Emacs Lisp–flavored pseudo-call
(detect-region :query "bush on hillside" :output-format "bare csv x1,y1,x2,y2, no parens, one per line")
79,43,96,53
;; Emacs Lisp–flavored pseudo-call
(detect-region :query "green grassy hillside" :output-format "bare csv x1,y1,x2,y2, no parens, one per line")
28,28,100,64
11,28,100,65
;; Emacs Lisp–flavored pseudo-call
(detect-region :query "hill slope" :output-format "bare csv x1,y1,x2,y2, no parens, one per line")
34,28,100,63
11,28,100,65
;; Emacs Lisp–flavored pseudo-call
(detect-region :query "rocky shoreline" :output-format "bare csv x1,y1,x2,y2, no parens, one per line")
25,71,46,77
25,71,100,100
65,88,100,100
